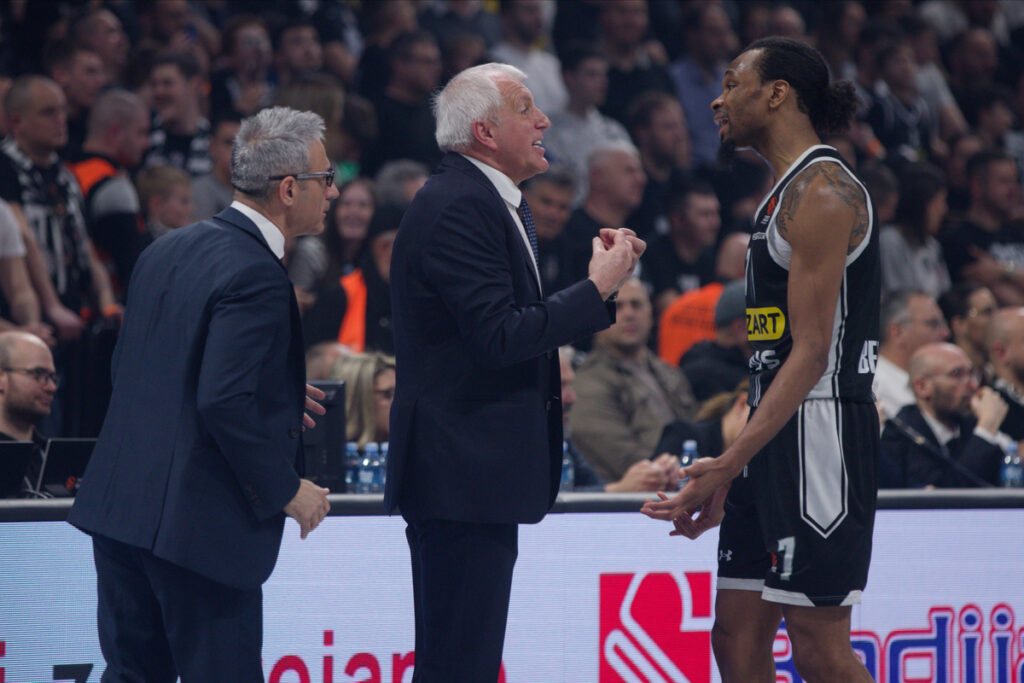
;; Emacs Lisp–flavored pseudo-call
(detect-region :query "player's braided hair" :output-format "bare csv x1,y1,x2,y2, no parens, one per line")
747,36,860,138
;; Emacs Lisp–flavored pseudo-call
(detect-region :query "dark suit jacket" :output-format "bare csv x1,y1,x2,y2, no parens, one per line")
386,153,615,524
69,206,306,589
879,404,1002,488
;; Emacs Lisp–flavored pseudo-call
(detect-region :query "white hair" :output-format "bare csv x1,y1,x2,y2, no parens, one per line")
586,140,641,174
433,62,527,152
231,106,325,198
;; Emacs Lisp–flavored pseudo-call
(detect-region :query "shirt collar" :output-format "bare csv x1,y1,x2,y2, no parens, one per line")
919,406,959,446
230,200,286,259
461,154,522,208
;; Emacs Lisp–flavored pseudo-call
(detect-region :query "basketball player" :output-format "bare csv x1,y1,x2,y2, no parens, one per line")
642,37,878,682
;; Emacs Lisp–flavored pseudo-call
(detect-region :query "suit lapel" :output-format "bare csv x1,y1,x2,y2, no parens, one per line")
442,154,543,298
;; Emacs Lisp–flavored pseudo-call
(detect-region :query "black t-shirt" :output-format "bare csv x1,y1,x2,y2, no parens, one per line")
941,218,1024,284
145,119,213,177
0,429,47,497
363,94,441,177
601,61,674,126
639,234,715,300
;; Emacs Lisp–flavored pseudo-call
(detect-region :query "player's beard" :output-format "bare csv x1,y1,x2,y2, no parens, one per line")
717,139,737,168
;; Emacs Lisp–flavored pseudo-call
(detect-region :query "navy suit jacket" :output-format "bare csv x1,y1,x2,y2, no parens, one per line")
386,153,615,524
69,206,306,589
879,404,1002,488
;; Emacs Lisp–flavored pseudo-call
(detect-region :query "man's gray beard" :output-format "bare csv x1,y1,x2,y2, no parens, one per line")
717,139,737,168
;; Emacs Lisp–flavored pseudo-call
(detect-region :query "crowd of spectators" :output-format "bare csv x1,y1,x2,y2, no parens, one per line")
2,0,1024,495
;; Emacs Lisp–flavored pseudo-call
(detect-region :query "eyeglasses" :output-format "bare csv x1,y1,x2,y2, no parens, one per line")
2,366,60,387
268,168,335,187
929,366,981,384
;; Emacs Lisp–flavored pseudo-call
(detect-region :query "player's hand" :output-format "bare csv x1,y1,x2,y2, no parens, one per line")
664,482,729,539
640,456,736,522
284,478,331,539
302,383,327,430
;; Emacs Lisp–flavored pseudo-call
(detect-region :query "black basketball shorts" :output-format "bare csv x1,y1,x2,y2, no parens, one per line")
716,398,878,606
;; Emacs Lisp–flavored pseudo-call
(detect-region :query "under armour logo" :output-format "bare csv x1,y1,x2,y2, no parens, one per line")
719,549,733,562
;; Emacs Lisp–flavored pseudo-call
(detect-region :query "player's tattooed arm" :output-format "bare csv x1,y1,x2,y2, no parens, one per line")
776,162,868,253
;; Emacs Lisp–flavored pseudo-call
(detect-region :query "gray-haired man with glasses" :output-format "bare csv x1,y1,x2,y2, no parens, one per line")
69,107,337,682
0,331,56,496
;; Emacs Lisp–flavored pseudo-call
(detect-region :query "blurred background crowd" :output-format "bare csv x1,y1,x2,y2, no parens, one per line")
1,0,1024,495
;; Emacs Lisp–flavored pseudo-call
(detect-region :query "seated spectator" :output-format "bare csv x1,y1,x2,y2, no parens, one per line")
144,52,213,177
943,132,984,214
0,331,57,496
274,19,325,87
678,280,750,402
875,290,951,417
941,151,1024,305
208,15,275,117
669,3,737,168
859,161,899,227
987,307,1024,441
880,342,1006,487
375,159,429,206
640,180,720,315
490,0,567,114
69,90,152,294
190,111,241,221
336,95,379,184
305,341,352,382
136,166,193,241
653,379,749,473
289,178,376,297
597,0,675,126
626,91,691,238
864,39,939,165
522,166,576,294
938,283,997,380
568,278,697,482
564,141,646,282
354,0,419,101
543,42,631,205
303,204,401,354
363,31,443,176
962,85,1024,177
420,0,503,50
905,13,966,143
880,162,952,298
559,346,677,492
946,28,1000,109
46,42,108,160
326,351,396,448
658,232,748,366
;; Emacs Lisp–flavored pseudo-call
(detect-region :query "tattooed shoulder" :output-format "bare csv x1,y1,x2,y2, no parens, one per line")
779,162,868,253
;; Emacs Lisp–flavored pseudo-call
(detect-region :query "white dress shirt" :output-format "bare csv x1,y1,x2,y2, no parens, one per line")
230,200,285,260
460,154,542,291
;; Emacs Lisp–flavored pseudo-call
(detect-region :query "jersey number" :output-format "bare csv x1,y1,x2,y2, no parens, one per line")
777,536,795,581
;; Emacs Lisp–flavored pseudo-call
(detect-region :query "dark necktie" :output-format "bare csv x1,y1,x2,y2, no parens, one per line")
518,196,540,266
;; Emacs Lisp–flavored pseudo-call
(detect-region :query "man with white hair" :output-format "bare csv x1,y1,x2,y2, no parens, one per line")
69,107,335,681
387,62,643,681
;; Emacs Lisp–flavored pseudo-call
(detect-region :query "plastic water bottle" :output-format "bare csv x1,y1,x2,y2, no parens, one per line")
1000,442,1023,488
679,439,698,488
362,443,381,493
356,443,376,493
344,442,360,492
377,441,389,491
559,441,574,491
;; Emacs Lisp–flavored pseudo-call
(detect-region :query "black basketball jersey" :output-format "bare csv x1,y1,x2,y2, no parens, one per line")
745,145,880,406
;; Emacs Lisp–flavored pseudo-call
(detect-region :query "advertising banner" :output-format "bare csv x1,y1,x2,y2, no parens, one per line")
1,508,1022,682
